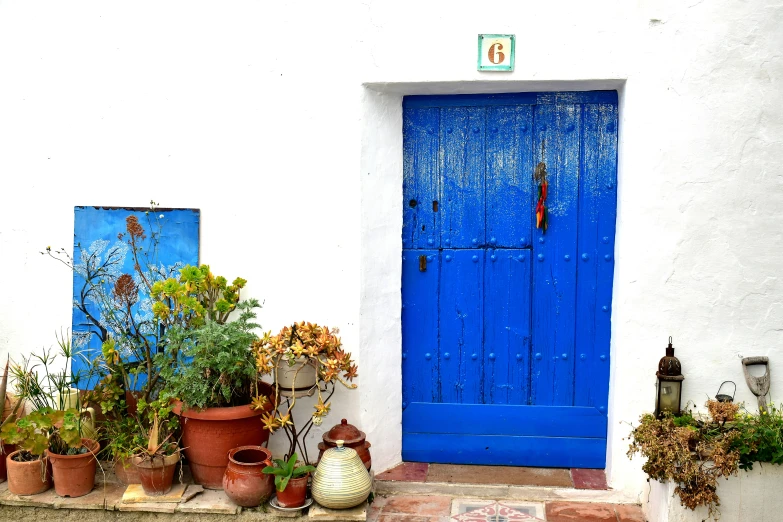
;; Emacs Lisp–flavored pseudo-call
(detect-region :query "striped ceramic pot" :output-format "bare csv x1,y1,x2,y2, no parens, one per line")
311,440,372,509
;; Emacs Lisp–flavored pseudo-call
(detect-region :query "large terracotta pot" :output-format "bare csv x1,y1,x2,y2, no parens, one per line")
6,451,51,496
222,445,274,507
47,438,99,498
133,448,180,496
173,382,274,489
114,456,141,485
276,473,309,508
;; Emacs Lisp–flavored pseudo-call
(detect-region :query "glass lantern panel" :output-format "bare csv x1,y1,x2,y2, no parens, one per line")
658,380,681,415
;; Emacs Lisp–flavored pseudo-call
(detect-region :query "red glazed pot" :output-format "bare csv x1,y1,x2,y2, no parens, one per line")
317,419,372,470
47,438,99,498
6,451,51,496
173,383,274,489
0,444,17,482
222,446,274,507
276,473,309,508
114,456,141,485
133,448,180,496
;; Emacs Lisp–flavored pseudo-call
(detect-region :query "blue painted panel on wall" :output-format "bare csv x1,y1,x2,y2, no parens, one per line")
401,91,618,468
71,207,200,388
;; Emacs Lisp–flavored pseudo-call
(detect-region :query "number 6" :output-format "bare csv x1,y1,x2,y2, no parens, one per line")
488,43,505,65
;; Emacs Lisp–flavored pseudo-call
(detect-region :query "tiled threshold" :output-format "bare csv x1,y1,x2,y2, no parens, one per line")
369,495,646,522
375,463,637,505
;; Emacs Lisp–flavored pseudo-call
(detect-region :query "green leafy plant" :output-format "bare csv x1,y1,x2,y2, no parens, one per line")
150,264,247,327
160,299,262,410
731,403,783,469
262,453,315,492
0,356,24,439
11,331,95,412
1,408,86,458
627,400,773,519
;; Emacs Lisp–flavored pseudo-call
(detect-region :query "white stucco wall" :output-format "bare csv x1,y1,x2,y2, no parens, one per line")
1,0,782,502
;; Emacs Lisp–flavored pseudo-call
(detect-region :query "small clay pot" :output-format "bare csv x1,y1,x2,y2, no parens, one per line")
133,448,180,496
47,438,100,498
114,456,141,485
276,473,309,508
222,446,274,507
6,451,51,496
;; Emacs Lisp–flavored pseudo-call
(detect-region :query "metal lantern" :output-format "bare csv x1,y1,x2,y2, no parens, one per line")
715,381,736,403
655,336,684,418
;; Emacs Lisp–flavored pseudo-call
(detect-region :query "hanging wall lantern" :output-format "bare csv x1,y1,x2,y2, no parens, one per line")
655,336,684,418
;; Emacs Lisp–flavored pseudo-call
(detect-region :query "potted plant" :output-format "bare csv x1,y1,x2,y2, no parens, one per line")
158,265,274,489
45,209,193,483
1,408,98,497
253,322,358,464
628,399,747,518
131,410,180,496
1,336,100,497
0,356,24,483
262,452,315,508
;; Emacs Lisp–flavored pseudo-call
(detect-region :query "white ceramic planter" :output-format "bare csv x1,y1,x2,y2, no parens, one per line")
275,357,317,398
645,464,783,522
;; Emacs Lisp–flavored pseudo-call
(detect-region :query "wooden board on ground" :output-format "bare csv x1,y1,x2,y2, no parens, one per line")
122,483,187,503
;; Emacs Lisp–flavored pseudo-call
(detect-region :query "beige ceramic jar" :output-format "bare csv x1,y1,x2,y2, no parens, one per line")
311,440,372,509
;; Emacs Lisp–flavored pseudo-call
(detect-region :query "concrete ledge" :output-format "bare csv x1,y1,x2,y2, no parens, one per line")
375,480,638,504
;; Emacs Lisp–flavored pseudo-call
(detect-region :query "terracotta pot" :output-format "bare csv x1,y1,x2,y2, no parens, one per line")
133,448,180,496
114,456,141,485
317,418,372,470
47,438,99,498
222,446,274,507
125,390,140,416
276,473,309,508
6,451,51,496
0,444,17,482
173,382,274,489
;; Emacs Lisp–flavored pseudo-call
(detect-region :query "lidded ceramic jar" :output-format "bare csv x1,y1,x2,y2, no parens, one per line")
317,419,372,470
311,440,372,509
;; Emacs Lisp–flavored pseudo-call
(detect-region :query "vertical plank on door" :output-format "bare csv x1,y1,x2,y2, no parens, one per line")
574,104,618,412
531,103,581,406
403,108,440,250
440,107,486,249
402,250,440,406
484,248,532,405
440,249,484,404
486,106,534,249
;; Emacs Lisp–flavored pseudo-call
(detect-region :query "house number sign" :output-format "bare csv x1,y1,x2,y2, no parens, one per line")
477,34,515,71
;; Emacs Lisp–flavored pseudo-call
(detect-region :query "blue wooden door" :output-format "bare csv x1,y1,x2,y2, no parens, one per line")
401,92,618,468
